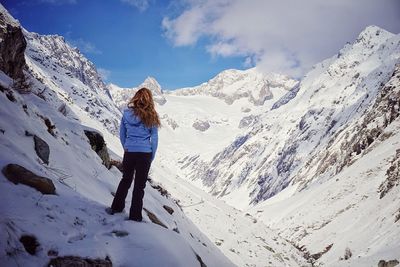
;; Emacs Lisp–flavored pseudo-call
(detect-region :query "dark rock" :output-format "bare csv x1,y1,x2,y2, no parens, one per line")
47,256,112,267
148,180,170,198
109,159,123,172
143,208,168,229
192,120,210,132
379,149,400,199
2,164,56,194
44,118,56,136
0,8,27,80
19,235,39,255
34,135,50,164
111,230,129,237
5,89,15,102
48,249,59,257
84,130,110,169
194,251,207,267
378,259,399,267
271,83,300,110
163,205,174,215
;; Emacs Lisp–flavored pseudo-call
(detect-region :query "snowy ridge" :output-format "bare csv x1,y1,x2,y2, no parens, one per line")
24,29,121,135
171,68,298,105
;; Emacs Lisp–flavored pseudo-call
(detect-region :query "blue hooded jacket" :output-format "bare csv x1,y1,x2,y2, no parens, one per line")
119,108,158,161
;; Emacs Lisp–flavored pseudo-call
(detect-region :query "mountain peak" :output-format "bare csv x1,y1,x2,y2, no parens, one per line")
139,76,163,95
355,25,394,47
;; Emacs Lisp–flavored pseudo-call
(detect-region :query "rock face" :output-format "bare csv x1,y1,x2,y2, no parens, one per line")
271,83,300,110
192,120,210,132
33,135,50,164
47,256,112,267
84,130,111,169
0,5,27,80
2,164,56,194
378,259,400,267
379,149,400,199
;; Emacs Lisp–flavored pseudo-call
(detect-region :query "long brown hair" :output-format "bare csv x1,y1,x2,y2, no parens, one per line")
128,87,161,128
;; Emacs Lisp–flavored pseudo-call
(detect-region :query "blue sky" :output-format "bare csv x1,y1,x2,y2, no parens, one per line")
3,0,400,90
3,0,245,89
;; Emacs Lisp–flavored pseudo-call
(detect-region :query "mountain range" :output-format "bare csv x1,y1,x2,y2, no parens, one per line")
1,3,400,267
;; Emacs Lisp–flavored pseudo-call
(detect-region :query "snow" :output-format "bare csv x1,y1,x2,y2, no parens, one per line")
2,3,400,266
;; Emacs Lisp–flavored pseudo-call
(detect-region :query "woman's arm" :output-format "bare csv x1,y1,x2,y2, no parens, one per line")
119,116,127,149
150,126,158,161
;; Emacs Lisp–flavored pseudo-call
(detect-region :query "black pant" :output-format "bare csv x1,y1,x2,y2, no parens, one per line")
111,152,152,220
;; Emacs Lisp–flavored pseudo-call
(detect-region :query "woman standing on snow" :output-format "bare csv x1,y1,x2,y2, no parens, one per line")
108,87,160,221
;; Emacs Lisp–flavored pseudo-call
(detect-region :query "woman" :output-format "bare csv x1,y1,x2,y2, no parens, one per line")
108,87,160,221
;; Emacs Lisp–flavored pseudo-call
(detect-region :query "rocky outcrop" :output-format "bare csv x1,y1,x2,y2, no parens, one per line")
192,120,210,132
84,130,110,169
48,256,112,267
143,208,168,229
271,83,300,110
19,235,40,255
378,259,399,267
33,135,50,164
298,63,400,188
379,149,400,199
239,115,259,129
0,5,27,80
2,164,56,194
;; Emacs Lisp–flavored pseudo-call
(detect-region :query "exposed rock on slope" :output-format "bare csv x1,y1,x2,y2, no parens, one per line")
84,129,111,169
0,5,26,80
2,164,56,195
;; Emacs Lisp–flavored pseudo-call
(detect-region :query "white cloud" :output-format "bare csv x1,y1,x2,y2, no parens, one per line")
98,68,111,81
121,0,151,12
67,38,102,55
163,0,400,77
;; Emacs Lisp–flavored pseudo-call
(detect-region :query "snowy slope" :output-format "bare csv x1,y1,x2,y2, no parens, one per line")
0,5,234,267
24,27,121,136
0,71,233,267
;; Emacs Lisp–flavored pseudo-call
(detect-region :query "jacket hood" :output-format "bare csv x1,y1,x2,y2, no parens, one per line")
123,108,142,126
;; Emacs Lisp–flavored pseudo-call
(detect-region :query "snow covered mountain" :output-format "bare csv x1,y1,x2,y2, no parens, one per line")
0,5,235,267
108,76,166,111
182,25,400,205
172,68,298,105
23,30,121,136
2,1,400,266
